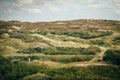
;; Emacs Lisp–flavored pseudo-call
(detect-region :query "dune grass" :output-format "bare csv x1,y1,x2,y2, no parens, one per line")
0,58,119,80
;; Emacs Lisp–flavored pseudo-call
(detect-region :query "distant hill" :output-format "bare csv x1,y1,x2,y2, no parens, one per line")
0,19,120,32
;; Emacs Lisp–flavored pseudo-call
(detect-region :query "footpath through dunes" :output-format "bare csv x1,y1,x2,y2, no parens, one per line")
97,47,107,61
74,62,110,67
31,33,90,48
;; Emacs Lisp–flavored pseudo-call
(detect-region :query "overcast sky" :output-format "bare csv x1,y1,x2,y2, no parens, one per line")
0,0,120,22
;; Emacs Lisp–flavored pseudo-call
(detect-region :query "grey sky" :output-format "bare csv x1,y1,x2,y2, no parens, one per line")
0,0,120,22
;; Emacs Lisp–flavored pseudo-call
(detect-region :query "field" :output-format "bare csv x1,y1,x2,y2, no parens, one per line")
0,19,120,80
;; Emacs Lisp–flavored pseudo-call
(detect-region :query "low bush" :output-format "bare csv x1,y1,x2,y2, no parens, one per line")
0,29,7,35
103,49,120,65
91,40,105,46
112,36,120,45
17,47,43,54
0,21,12,29
37,31,48,35
10,31,25,38
81,46,101,55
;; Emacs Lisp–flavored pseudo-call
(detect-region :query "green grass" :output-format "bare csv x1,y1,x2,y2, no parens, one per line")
0,61,44,80
0,19,120,80
37,31,113,39
17,46,101,55
42,66,120,80
0,57,119,80
8,54,94,63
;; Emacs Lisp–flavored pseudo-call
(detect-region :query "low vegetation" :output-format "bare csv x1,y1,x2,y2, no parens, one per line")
103,49,120,65
38,31,113,39
0,19,120,80
112,36,120,45
17,46,101,55
0,57,120,80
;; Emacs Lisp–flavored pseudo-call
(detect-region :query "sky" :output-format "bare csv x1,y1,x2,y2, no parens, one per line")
0,0,120,22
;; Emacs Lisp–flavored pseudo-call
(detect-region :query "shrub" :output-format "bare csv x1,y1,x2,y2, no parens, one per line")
0,21,12,29
0,29,7,35
112,36,120,45
10,31,25,38
91,40,105,46
38,31,48,35
103,49,120,65
17,47,43,54
81,46,101,55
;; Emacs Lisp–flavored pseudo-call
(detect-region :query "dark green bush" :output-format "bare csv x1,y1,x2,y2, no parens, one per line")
38,31,48,35
112,36,120,45
0,21,12,29
0,30,7,35
103,49,120,65
17,47,43,54
91,40,105,46
81,46,101,55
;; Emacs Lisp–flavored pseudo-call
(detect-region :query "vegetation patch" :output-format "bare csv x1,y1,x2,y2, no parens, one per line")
112,36,120,45
0,56,120,80
18,46,101,55
91,40,105,46
103,49,120,65
0,20,119,80
37,31,113,39
9,55,94,63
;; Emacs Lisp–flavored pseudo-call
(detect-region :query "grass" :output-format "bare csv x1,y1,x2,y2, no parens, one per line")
0,46,16,56
38,31,113,39
0,19,120,80
7,54,94,63
0,58,119,80
31,33,89,48
17,46,101,56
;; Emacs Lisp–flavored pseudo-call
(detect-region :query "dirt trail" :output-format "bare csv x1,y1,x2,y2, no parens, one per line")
98,47,107,61
74,62,109,67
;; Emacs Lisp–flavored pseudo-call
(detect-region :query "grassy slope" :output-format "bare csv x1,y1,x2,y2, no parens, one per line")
0,19,120,80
